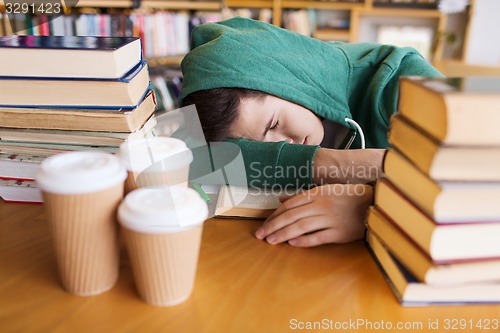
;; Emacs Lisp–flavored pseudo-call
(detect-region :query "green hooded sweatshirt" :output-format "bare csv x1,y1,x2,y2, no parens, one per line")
179,17,442,188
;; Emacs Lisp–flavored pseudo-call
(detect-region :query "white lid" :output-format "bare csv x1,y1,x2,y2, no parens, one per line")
118,187,208,234
36,151,127,194
117,137,193,173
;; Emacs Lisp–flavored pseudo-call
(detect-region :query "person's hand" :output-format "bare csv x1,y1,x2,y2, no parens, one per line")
312,148,385,185
254,184,373,247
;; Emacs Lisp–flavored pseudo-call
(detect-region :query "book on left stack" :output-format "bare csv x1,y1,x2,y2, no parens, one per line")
367,76,500,306
0,60,150,108
0,35,142,79
0,178,42,203
0,35,156,204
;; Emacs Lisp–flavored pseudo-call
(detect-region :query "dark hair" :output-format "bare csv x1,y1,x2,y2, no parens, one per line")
181,88,267,142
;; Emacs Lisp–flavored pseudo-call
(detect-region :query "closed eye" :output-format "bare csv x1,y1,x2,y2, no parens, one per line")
269,120,279,131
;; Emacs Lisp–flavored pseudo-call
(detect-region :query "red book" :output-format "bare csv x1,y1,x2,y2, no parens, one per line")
38,15,50,36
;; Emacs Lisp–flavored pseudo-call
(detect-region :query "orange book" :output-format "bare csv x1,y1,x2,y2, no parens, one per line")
398,76,500,146
383,149,500,223
388,114,500,181
374,178,500,262
366,228,500,306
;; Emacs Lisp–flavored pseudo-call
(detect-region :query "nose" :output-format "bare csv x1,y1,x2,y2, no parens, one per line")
267,132,294,143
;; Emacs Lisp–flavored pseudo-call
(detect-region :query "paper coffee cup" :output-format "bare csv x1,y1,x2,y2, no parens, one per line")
117,137,193,192
36,151,127,296
118,187,208,306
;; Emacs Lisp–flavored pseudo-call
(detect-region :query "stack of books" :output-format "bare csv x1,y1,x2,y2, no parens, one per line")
367,76,500,306
0,35,157,203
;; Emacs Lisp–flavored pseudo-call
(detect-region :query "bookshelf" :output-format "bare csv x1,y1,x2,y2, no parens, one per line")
0,1,225,64
74,0,221,10
0,0,466,66
75,1,135,8
141,1,222,10
350,7,447,62
432,0,500,76
225,0,454,64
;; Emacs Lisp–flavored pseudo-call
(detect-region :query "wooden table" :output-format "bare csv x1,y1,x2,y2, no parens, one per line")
1,200,499,333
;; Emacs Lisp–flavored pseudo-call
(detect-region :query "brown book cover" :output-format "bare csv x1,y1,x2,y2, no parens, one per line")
0,90,157,132
388,114,500,181
0,114,157,147
366,228,500,306
382,148,500,223
398,76,500,146
374,178,500,262
0,61,149,108
367,206,500,284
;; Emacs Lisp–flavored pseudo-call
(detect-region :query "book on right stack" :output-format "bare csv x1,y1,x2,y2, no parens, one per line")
367,76,500,306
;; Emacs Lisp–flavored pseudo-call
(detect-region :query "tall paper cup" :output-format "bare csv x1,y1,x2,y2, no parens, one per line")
117,137,193,193
118,187,208,306
36,151,127,296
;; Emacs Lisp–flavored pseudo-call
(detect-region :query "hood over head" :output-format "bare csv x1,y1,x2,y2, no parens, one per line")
179,17,352,125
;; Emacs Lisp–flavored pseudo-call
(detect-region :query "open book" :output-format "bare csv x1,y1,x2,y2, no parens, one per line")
214,185,284,219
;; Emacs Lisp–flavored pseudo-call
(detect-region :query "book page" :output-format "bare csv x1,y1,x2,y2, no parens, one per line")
215,185,285,218
238,188,281,208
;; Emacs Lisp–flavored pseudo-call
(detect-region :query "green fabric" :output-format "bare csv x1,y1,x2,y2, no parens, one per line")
179,17,443,188
226,138,320,189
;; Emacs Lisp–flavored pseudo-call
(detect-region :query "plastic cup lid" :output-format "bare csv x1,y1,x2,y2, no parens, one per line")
36,151,127,194
117,137,193,173
118,187,208,234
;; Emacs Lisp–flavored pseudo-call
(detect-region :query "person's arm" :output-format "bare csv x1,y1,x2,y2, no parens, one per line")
227,138,319,189
312,148,385,185
227,139,385,188
255,183,374,247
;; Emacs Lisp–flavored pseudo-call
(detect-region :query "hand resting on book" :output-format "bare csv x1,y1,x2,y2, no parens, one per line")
255,184,373,247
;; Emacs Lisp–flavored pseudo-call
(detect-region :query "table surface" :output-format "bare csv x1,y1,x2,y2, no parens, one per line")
1,200,500,333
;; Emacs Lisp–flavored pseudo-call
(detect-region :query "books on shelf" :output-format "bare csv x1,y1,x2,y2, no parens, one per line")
283,9,314,37
389,114,500,181
0,11,226,62
0,60,150,108
366,229,500,306
214,185,282,219
312,28,350,42
398,76,500,146
151,75,176,112
0,36,142,79
0,178,42,204
383,148,500,223
376,25,433,60
372,0,438,9
0,90,157,132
